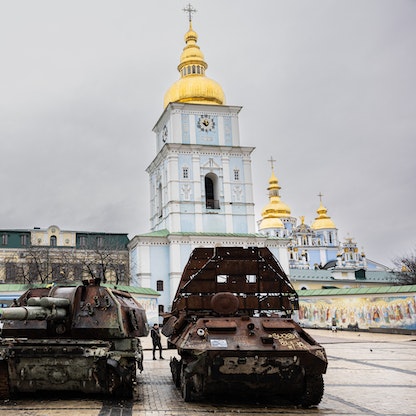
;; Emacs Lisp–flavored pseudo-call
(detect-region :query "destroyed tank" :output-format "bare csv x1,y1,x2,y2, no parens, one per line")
162,247,328,407
0,278,148,399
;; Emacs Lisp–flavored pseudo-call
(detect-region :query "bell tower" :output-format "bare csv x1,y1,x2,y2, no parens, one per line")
146,9,255,234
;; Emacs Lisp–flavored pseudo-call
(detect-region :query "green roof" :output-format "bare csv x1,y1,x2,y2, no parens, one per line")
298,284,416,297
0,283,159,297
103,284,160,296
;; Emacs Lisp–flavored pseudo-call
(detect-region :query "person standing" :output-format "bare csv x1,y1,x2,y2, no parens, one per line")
150,323,164,360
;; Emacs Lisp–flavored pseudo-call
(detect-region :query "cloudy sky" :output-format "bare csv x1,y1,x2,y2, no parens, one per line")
1,1,415,267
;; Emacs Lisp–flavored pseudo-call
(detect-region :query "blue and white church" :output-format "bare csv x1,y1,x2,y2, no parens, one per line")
129,12,393,317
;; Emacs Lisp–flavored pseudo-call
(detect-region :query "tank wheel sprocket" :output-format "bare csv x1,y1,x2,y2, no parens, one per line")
300,374,324,407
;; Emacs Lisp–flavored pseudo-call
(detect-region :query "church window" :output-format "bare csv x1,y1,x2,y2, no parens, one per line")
157,280,164,291
187,67,191,74
50,235,57,247
192,65,196,73
79,236,87,248
329,233,333,244
205,173,219,209
2,234,8,245
197,66,201,74
182,167,189,179
233,169,240,181
158,304,164,314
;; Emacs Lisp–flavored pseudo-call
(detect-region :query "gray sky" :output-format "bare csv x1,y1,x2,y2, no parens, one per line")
1,1,415,267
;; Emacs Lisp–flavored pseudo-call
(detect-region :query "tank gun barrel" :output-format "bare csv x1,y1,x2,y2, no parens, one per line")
27,297,70,308
0,297,69,321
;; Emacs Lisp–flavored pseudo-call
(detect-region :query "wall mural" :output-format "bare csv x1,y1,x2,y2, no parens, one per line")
297,294,416,331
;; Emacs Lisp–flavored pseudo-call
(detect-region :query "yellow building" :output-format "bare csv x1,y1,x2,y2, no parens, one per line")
0,225,129,285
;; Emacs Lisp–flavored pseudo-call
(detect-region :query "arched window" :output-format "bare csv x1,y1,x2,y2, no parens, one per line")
156,280,164,291
50,235,57,247
205,173,219,209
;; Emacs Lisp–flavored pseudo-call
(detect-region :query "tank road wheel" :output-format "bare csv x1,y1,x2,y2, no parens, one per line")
300,374,324,407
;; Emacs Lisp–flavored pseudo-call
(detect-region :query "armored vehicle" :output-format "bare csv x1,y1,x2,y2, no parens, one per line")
162,247,328,406
0,278,148,398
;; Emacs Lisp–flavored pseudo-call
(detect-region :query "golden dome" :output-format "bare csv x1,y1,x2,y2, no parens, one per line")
311,202,336,230
259,170,291,231
259,217,284,230
163,21,225,108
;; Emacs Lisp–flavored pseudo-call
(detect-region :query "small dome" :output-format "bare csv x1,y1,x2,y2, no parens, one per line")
260,170,291,218
163,22,225,108
259,168,291,232
311,202,336,230
259,216,284,230
261,196,291,219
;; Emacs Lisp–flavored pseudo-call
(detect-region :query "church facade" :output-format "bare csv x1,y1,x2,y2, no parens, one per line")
128,14,394,319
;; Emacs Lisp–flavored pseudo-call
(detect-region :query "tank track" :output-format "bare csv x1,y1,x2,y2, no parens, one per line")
300,374,324,407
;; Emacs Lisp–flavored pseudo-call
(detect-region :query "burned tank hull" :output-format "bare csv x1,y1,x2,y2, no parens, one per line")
0,279,148,399
163,247,327,406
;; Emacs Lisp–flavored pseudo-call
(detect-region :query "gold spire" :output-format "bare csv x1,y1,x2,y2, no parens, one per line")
311,195,336,230
163,7,225,108
259,163,292,231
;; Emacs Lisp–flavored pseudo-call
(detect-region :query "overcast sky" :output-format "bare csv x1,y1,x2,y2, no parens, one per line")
1,1,415,267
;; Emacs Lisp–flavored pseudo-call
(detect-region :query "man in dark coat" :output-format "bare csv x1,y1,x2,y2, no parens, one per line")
150,323,164,360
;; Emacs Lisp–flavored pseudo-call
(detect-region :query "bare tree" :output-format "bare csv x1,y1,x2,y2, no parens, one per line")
1,236,129,286
76,239,129,285
393,249,416,285
3,246,75,284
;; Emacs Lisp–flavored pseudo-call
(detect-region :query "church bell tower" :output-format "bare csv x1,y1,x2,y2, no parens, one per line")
146,6,256,234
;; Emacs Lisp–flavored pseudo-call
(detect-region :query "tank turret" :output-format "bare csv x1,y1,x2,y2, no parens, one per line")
162,247,327,407
0,278,149,399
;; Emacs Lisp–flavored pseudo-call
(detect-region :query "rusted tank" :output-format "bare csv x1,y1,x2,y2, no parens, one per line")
162,247,327,406
0,278,148,398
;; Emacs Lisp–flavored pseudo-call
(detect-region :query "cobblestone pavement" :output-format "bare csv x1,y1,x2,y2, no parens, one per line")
0,330,415,416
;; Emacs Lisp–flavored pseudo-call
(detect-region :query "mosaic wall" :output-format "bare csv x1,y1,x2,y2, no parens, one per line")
297,293,416,330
